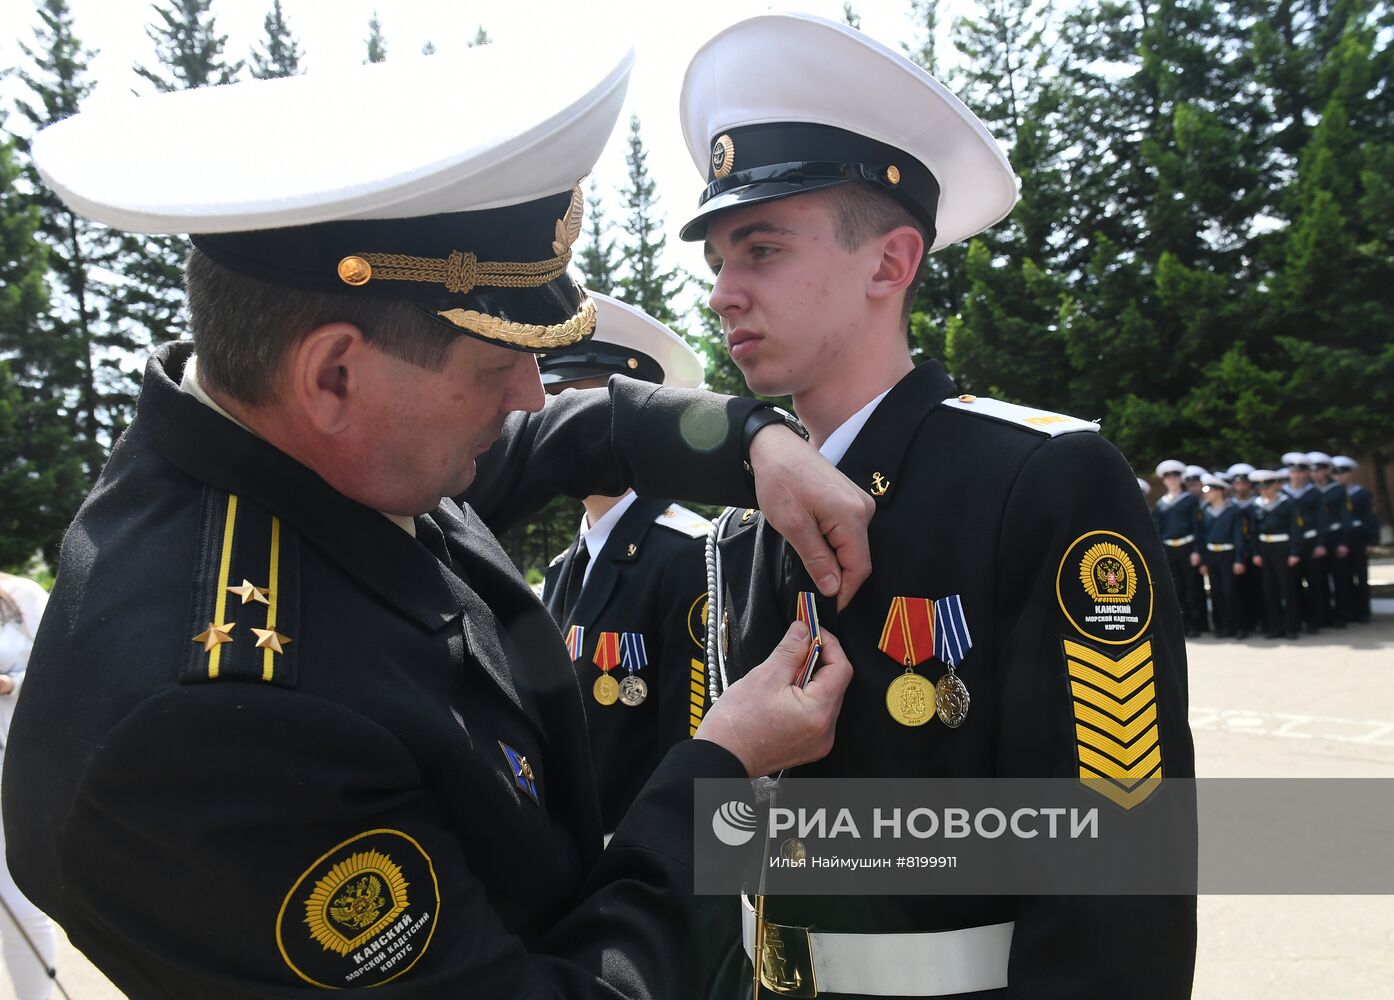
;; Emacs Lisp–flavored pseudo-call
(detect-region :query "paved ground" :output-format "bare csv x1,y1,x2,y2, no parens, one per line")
5,607,1393,999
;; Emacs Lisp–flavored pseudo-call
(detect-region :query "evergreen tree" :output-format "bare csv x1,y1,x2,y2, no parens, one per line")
1255,10,1393,518
940,0,1072,407
0,135,86,566
13,0,128,473
904,0,941,75
575,178,620,296
843,3,862,29
366,12,387,64
134,0,243,92
616,115,687,325
114,0,243,360
469,26,492,47
421,40,436,56
249,0,302,80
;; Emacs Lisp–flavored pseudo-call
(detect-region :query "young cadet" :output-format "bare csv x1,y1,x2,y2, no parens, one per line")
538,293,714,834
1226,463,1264,633
1155,459,1204,637
1309,451,1352,628
3,46,870,999
1281,451,1329,632
1333,456,1377,623
1197,474,1249,638
1251,470,1303,639
680,13,1195,998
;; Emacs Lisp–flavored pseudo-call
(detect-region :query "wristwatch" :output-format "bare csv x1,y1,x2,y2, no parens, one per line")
741,405,809,484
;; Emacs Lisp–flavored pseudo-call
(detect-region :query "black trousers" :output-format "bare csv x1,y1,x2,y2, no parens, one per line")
1203,550,1241,636
1259,542,1302,637
1296,537,1328,632
1329,542,1356,625
1163,543,1199,634
1350,544,1372,622
1239,555,1264,634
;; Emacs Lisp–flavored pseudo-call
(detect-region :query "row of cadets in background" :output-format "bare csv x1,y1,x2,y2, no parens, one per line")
1145,455,1378,640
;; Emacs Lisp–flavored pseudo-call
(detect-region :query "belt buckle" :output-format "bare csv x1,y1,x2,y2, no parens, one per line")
759,921,818,997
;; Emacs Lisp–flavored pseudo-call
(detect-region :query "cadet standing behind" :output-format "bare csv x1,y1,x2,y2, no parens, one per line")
681,15,1195,997
4,46,869,999
1197,473,1248,638
1333,456,1377,623
1282,451,1329,633
1309,451,1351,628
537,294,713,834
1155,459,1203,638
1251,470,1303,639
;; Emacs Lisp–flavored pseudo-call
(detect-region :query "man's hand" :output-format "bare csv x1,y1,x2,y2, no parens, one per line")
1288,555,1301,568
749,426,875,609
1189,552,1201,568
1314,545,1327,559
1234,562,1246,575
1253,555,1263,568
1338,544,1349,559
696,622,853,778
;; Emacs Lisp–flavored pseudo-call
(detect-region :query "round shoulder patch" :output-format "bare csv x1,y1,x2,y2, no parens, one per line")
1055,531,1154,645
276,829,439,990
688,593,710,651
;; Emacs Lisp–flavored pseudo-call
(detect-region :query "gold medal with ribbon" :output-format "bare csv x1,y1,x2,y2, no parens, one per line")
878,597,937,726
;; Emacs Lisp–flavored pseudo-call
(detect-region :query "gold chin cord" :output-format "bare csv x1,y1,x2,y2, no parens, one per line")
435,294,596,350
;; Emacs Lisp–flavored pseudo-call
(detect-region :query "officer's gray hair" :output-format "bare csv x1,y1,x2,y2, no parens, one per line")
184,248,458,406
821,182,932,325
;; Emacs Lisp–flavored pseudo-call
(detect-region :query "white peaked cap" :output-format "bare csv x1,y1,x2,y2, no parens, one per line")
678,12,1017,251
32,37,635,235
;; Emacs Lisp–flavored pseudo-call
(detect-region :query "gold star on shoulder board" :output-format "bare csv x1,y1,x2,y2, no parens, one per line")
192,622,235,651
227,579,270,605
250,627,293,654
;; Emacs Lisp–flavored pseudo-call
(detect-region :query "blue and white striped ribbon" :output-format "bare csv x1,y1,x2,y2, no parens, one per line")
933,594,972,668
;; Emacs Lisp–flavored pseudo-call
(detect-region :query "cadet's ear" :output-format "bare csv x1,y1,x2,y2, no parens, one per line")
287,322,367,435
866,226,924,305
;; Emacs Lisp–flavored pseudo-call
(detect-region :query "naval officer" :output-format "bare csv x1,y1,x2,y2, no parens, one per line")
3,42,868,999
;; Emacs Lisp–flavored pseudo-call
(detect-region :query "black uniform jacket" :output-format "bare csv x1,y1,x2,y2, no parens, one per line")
1253,494,1301,557
714,362,1197,998
1153,490,1200,541
1198,502,1248,561
542,497,712,832
1320,481,1350,545
1285,483,1329,540
3,342,766,999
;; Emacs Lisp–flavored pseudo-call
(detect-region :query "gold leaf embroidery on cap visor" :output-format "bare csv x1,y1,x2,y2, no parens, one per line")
437,294,597,349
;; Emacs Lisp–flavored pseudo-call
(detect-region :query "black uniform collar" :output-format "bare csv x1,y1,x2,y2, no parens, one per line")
565,495,673,628
138,341,472,634
833,360,958,504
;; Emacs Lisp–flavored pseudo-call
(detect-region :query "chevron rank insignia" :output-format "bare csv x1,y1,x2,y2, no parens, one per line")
1063,636,1162,809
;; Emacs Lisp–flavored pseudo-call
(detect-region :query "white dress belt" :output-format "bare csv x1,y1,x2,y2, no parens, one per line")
1302,529,1318,539
741,896,1013,996
1163,535,1195,547
1259,533,1290,542
1206,543,1235,552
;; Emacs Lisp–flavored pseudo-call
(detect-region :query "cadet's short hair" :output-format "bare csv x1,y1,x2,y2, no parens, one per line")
184,248,459,406
820,182,932,325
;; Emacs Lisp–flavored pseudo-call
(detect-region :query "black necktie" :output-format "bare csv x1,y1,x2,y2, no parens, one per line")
415,514,453,569
560,537,591,619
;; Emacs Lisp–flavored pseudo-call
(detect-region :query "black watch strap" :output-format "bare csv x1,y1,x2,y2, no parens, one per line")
741,406,809,483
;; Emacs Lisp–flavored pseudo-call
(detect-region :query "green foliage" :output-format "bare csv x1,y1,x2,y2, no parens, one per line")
0,134,85,566
133,0,242,92
365,11,387,64
617,115,688,326
250,0,303,80
576,178,621,297
13,0,128,473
